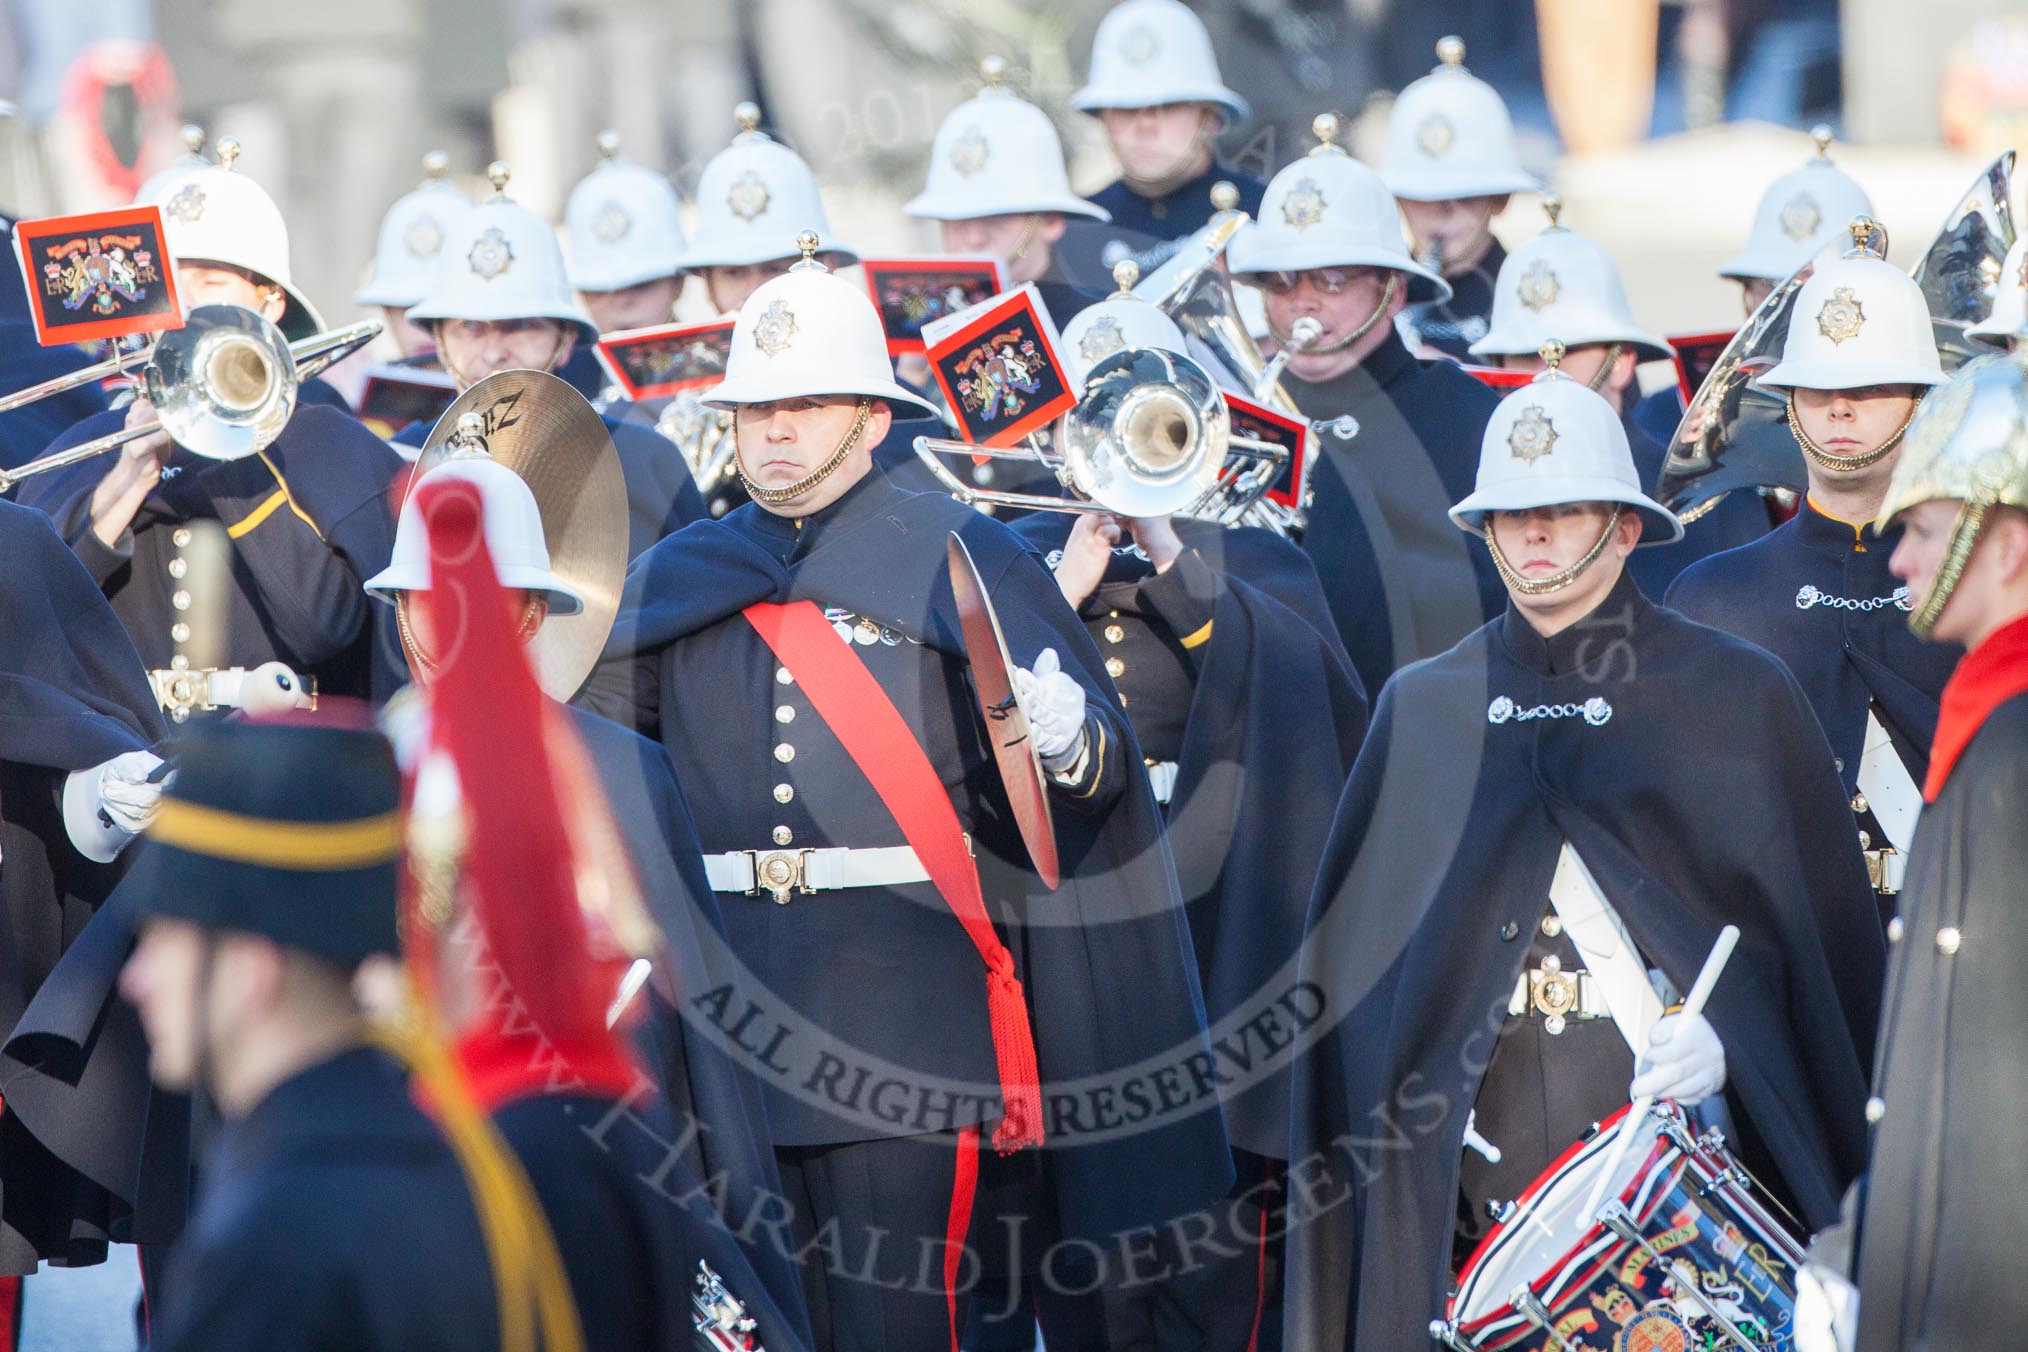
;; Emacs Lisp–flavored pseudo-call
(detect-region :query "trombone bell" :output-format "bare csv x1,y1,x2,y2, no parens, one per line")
148,307,298,460
1062,348,1227,518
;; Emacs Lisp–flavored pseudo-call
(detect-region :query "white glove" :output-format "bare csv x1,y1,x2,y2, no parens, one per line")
1009,647,1087,770
1794,1262,1859,1352
63,749,171,863
1630,1011,1727,1102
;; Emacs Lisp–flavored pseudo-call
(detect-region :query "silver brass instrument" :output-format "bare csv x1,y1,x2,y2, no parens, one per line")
653,391,739,504
1910,149,2016,371
913,346,1286,521
0,305,381,492
1129,180,1350,534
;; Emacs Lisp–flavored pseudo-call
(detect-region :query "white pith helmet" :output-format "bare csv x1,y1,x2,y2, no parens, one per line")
1227,113,1451,305
1470,195,1671,364
1719,126,1875,284
354,151,472,309
904,57,1111,223
681,104,858,271
1758,218,1947,391
407,163,598,345
563,130,688,293
144,137,324,341
701,233,940,419
1379,36,1540,202
1452,343,1682,543
1070,0,1249,125
1059,258,1190,387
366,450,584,614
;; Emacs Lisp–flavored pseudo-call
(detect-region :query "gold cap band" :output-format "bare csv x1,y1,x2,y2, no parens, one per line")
148,799,404,872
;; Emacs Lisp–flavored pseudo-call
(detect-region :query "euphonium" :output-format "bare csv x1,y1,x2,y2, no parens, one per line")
652,392,739,498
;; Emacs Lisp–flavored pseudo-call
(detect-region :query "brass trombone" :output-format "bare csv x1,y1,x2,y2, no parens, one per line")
0,306,381,492
912,346,1291,520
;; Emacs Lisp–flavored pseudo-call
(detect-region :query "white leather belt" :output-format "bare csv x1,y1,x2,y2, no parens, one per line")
1508,962,1614,1028
1145,760,1179,805
704,845,929,905
1863,846,1907,895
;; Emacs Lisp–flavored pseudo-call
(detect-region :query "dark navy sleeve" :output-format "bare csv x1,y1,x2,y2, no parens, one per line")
608,418,708,558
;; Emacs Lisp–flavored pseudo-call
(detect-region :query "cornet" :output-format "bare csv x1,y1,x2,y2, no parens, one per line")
0,306,380,492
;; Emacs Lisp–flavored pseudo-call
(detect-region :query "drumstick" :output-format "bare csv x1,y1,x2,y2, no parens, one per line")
1576,925,1739,1230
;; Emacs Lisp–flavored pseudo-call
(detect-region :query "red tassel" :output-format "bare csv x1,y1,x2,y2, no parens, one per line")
984,946,1043,1153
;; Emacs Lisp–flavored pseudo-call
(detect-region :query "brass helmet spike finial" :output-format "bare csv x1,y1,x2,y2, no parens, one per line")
1210,180,1240,213
1111,258,1141,294
1436,35,1467,69
486,161,511,199
789,230,826,272
447,412,493,460
595,128,621,161
733,101,762,136
1310,112,1343,156
980,55,1008,91
179,123,205,156
1539,339,1566,375
1848,215,1879,256
422,150,449,182
1542,192,1563,229
215,136,241,171
1810,124,1834,159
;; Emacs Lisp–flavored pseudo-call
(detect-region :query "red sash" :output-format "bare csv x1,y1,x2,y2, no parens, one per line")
741,601,1043,1152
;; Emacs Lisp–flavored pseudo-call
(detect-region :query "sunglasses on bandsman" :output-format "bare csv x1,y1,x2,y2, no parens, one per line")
1247,266,1384,297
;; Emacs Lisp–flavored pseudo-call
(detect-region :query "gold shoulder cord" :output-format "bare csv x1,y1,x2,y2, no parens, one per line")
370,984,585,1352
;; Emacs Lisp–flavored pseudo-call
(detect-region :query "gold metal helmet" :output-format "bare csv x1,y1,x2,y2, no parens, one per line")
1877,349,2028,636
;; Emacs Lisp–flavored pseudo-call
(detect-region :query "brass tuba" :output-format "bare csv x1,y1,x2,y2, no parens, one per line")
0,306,380,491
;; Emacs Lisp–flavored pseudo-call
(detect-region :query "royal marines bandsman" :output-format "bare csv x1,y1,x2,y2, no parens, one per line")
1059,0,1267,285
905,57,1111,326
1007,287,1367,1349
1229,116,1504,694
352,151,470,360
1377,36,1541,362
683,103,860,317
1470,197,1768,593
563,129,690,335
0,499,171,1272
1668,222,1957,918
18,141,406,712
582,249,1232,1348
399,163,706,557
114,717,533,1351
1846,349,2028,1352
391,474,813,1351
1281,354,1884,1350
1634,127,1875,448
367,388,810,1342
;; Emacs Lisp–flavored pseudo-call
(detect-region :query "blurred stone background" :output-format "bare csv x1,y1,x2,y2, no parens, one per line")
1,0,2026,347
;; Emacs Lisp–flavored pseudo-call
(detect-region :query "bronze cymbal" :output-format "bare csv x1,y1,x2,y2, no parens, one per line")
411,369,628,702
947,531,1060,890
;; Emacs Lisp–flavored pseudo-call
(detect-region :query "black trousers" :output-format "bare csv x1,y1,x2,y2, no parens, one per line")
776,1128,980,1352
964,1150,1283,1352
1455,1013,1633,1262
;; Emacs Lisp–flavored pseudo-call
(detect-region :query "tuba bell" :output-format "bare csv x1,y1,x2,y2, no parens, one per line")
0,306,380,491
1910,149,2016,371
913,346,1287,521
